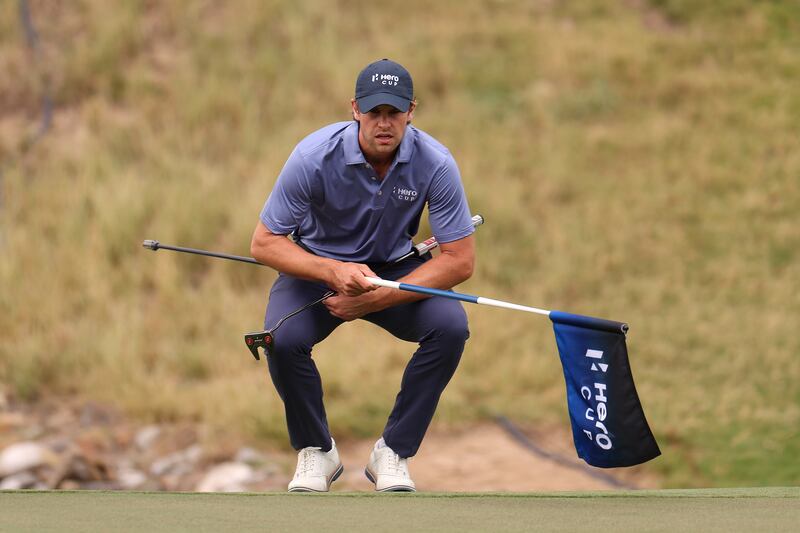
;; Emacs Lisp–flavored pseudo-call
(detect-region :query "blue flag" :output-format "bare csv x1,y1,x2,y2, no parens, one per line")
549,311,660,468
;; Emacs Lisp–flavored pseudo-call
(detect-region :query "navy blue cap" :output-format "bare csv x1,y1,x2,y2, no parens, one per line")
355,59,414,112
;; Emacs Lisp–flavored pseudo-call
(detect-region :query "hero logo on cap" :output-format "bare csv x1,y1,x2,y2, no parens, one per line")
355,59,414,112
371,73,400,85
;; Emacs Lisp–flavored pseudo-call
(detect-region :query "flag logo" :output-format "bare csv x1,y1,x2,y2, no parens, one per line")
550,310,661,468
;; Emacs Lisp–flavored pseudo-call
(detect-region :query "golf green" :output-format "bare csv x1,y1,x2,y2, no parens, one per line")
1,488,798,532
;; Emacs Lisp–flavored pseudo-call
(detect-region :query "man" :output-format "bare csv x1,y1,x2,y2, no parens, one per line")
250,59,475,492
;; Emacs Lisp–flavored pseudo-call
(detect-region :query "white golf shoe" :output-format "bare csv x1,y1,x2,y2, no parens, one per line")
287,439,343,492
364,439,416,492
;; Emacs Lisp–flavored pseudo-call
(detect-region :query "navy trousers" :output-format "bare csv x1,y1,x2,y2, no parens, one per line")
263,255,469,458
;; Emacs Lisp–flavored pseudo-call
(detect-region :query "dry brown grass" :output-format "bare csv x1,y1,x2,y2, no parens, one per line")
1,0,799,487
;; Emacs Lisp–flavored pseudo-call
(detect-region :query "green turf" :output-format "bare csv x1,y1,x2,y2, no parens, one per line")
1,488,798,532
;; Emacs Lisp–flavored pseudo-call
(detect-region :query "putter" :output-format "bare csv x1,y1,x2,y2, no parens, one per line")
144,215,661,468
144,215,485,360
244,214,484,360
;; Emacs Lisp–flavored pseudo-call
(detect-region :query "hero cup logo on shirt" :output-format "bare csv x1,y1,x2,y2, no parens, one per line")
393,186,418,202
371,73,400,86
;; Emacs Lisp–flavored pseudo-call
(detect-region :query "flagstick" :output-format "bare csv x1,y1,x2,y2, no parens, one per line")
366,277,551,316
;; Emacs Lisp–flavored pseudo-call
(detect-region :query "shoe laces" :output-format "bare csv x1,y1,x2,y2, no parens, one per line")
384,449,409,477
296,447,321,476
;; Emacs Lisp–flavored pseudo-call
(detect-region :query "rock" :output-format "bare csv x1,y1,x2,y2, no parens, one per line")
48,436,74,455
44,450,110,489
150,445,202,477
79,403,114,427
20,424,45,441
117,465,148,489
195,462,254,492
45,459,72,489
82,481,120,490
66,454,110,482
0,471,38,490
112,426,135,449
134,426,161,451
45,407,75,433
0,442,57,477
233,447,279,476
0,412,26,433
234,447,265,465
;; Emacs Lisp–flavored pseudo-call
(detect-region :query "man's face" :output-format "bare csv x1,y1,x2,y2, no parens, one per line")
351,100,416,161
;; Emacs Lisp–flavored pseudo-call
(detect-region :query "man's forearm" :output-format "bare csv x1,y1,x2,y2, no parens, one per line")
250,225,337,285
251,222,379,296
368,241,475,311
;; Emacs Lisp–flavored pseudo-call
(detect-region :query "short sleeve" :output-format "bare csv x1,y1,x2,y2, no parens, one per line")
427,155,474,243
259,148,313,235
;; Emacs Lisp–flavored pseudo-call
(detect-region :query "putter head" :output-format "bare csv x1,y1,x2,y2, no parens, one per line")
244,330,274,360
142,239,160,250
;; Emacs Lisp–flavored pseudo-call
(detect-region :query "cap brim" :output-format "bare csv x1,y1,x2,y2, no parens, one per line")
356,93,411,113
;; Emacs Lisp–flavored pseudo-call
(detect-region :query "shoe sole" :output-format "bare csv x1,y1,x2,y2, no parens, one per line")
364,467,416,492
288,464,344,493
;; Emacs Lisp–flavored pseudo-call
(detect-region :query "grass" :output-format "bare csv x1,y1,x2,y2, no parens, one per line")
0,488,798,532
1,0,799,488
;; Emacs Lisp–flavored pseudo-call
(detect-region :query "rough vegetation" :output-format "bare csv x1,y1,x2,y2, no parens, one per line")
1,0,798,488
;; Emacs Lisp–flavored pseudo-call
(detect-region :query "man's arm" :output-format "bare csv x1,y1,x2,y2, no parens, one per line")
250,221,377,296
379,233,475,307
323,234,475,320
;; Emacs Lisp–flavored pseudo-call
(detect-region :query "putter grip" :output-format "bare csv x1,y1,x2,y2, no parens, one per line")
413,214,484,255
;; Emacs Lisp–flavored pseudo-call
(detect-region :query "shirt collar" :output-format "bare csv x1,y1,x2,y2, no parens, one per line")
343,121,365,165
343,122,416,166
395,125,416,163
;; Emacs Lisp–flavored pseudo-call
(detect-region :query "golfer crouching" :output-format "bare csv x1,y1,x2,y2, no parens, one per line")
250,59,475,492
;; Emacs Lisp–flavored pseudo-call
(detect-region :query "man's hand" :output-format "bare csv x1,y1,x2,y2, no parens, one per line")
326,262,379,296
324,292,382,321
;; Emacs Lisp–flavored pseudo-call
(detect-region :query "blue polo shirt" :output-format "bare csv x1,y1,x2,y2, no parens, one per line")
260,121,474,263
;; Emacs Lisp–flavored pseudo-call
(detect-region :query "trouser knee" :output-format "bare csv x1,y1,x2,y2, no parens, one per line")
431,307,470,342
265,331,314,383
424,311,470,363
268,325,311,359
443,317,470,344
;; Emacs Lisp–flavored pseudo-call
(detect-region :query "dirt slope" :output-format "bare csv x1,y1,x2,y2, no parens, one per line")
335,423,657,492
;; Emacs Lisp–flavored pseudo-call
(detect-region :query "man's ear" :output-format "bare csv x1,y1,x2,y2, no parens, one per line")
351,98,360,121
407,100,417,124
